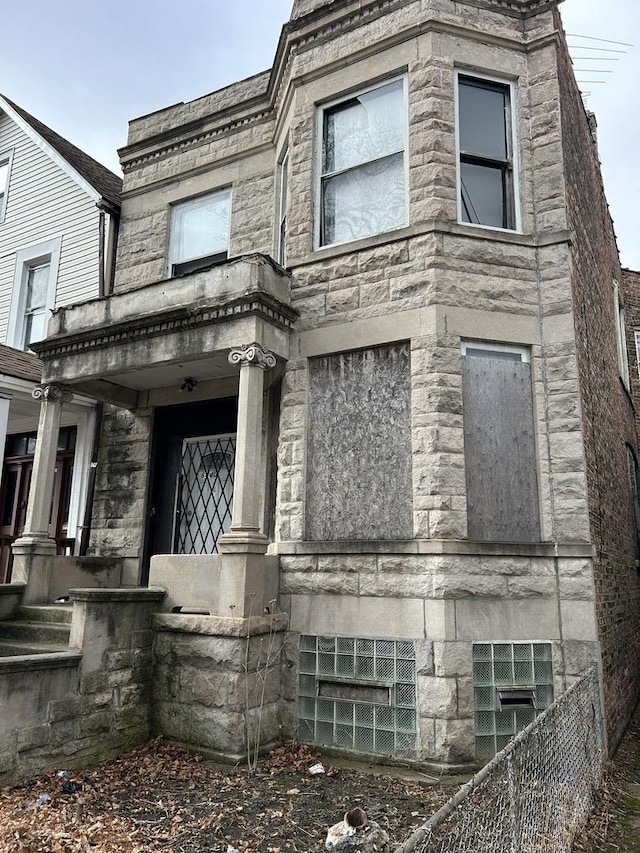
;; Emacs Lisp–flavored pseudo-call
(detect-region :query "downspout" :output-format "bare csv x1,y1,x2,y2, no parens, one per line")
79,401,104,556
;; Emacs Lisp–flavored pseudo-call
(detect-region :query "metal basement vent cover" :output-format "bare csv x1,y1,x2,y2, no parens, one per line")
297,635,417,757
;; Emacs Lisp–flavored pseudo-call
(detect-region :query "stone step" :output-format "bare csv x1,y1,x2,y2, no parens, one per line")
0,620,71,645
17,604,73,625
0,639,70,657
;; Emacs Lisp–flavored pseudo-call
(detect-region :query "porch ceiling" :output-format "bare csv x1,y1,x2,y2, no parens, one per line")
31,254,296,408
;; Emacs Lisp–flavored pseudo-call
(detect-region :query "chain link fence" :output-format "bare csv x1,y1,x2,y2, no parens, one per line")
396,667,605,853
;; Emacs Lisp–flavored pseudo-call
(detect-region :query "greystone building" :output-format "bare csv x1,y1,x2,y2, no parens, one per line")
4,0,640,774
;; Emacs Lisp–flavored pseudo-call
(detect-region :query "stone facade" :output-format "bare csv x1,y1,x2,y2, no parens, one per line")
19,0,640,770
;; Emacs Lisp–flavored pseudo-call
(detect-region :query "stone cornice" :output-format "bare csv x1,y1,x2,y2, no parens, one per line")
120,0,559,175
120,0,562,174
33,291,298,363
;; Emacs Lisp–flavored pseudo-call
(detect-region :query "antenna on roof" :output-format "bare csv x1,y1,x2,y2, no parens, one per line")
566,33,633,102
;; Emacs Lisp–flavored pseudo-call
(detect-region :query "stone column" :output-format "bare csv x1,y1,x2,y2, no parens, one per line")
12,383,73,604
218,344,279,616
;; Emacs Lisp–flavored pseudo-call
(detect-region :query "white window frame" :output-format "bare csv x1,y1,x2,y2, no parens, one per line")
634,330,640,380
168,188,232,277
6,237,62,351
0,148,14,224
461,341,530,363
614,281,630,389
455,70,521,233
315,75,409,250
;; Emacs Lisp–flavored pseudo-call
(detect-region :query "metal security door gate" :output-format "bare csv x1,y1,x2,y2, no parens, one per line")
173,434,236,554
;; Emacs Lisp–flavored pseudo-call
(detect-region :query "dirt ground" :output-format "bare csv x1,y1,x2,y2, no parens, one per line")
4,702,640,853
573,701,640,853
0,741,457,853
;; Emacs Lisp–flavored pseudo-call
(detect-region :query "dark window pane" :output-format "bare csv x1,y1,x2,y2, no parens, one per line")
465,348,522,362
459,79,508,160
322,152,405,244
324,80,404,173
460,162,505,228
1,471,18,527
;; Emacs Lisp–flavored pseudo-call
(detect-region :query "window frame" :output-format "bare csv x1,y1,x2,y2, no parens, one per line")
6,237,61,351
315,75,409,250
613,281,630,389
455,70,521,233
168,188,232,278
277,145,289,266
0,148,14,224
461,340,530,363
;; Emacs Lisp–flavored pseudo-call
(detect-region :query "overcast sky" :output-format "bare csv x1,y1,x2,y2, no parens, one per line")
1,0,638,267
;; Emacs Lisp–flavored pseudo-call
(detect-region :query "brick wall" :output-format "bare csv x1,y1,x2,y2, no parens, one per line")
555,7,640,751
622,269,640,442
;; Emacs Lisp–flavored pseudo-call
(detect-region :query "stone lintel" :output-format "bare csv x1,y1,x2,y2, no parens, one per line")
152,612,288,637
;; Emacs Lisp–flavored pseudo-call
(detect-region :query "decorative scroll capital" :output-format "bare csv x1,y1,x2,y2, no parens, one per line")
228,343,277,371
32,383,73,404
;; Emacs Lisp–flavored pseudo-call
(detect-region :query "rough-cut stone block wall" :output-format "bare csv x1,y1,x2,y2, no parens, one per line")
152,614,289,761
115,117,277,292
280,547,598,763
89,406,152,571
555,7,640,752
0,589,163,784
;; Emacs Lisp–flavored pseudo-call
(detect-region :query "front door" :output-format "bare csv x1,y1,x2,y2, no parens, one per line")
174,433,236,554
144,397,238,581
0,427,76,582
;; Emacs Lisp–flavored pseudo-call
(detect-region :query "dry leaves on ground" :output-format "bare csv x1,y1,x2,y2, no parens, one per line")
0,741,452,853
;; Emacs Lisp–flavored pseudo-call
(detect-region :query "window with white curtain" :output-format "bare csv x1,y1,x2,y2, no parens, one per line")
23,261,51,350
169,189,231,276
6,237,61,352
0,150,13,223
318,78,407,247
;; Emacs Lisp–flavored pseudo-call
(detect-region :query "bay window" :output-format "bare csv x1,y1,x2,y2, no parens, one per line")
457,73,518,230
318,78,407,247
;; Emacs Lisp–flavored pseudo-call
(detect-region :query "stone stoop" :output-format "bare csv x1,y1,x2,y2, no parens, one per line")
0,604,73,656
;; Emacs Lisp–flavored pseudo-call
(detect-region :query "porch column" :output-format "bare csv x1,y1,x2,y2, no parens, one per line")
221,343,276,550
12,383,73,603
218,343,278,616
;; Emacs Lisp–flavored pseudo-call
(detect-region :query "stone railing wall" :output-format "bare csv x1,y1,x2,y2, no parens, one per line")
0,588,164,784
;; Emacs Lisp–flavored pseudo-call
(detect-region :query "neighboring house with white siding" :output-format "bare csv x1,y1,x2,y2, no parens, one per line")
0,95,121,581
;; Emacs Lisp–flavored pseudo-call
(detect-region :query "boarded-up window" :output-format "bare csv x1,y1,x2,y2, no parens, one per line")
306,344,412,540
462,345,540,543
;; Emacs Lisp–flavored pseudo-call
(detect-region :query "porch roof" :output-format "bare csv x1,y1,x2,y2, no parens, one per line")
31,254,296,408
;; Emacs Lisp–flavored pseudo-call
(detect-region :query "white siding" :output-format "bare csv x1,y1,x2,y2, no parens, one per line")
0,113,101,343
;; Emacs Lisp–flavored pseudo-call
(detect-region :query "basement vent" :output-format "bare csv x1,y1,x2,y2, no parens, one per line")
298,635,417,757
317,680,391,705
473,642,554,761
497,688,536,711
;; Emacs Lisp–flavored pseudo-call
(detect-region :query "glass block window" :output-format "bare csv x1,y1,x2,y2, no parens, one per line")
473,642,554,762
298,635,417,757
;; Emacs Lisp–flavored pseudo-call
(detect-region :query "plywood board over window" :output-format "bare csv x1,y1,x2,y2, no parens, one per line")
306,343,412,540
462,344,540,543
